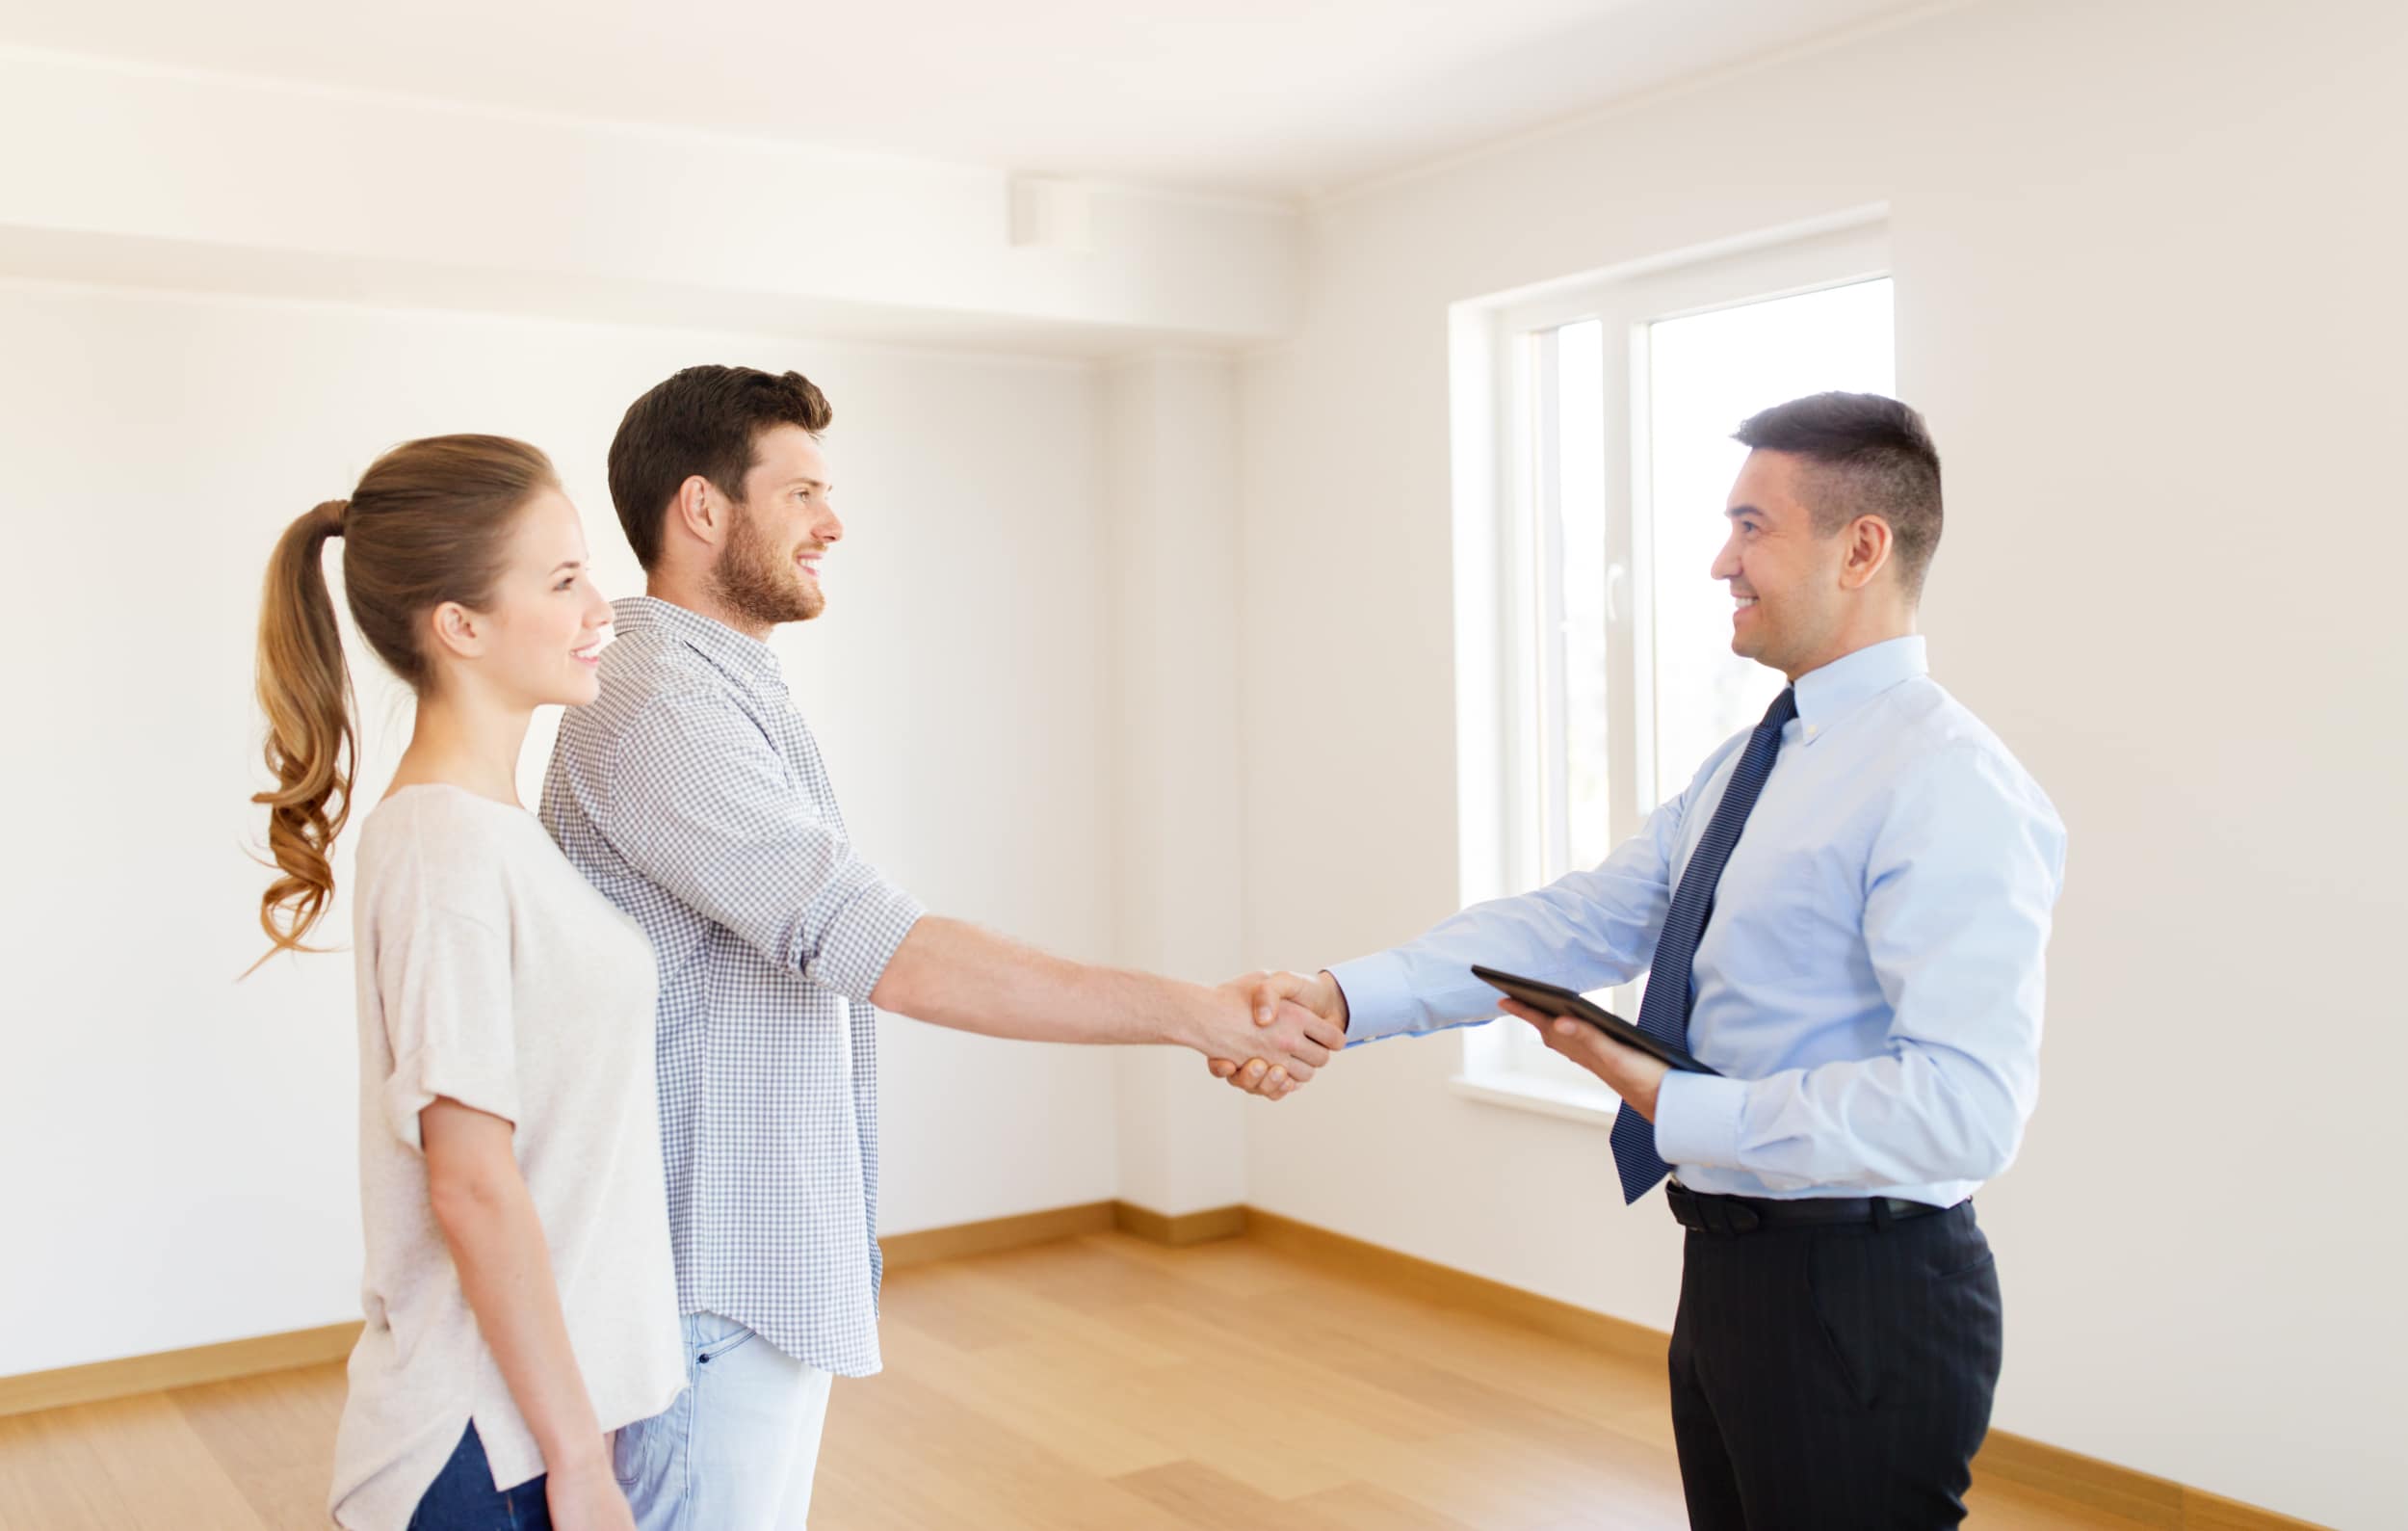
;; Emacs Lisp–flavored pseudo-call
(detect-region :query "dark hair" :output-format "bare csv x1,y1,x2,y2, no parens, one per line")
1734,392,1943,599
607,365,833,570
250,435,558,963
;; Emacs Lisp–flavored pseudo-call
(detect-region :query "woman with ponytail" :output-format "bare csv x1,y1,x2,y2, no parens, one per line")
251,436,681,1531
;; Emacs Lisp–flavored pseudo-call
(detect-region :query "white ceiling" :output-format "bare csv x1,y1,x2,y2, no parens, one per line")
2,0,1924,199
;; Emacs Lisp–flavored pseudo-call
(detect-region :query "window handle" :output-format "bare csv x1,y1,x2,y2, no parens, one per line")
1605,561,1629,624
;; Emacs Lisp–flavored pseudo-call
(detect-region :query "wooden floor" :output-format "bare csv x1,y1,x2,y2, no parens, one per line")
1,1230,2153,1530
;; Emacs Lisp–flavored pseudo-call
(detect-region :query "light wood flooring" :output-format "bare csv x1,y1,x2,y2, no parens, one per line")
0,1230,2157,1530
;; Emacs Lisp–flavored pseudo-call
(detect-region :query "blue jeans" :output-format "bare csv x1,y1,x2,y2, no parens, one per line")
614,1312,834,1531
408,1423,551,1531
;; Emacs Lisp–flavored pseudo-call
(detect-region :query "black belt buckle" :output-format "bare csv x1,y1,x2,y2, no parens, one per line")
1666,1181,1701,1230
1668,1182,1761,1236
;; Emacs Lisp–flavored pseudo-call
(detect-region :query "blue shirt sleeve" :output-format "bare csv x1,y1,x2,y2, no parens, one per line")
1328,785,1692,1044
1654,741,2066,1190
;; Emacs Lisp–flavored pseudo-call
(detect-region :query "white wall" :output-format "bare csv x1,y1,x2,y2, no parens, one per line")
1104,353,1252,1215
1234,2,2408,1526
0,279,1121,1374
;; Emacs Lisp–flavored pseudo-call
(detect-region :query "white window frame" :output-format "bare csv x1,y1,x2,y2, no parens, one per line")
1445,217,1891,1122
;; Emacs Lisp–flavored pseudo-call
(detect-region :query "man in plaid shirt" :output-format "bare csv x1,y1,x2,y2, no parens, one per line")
541,365,1337,1530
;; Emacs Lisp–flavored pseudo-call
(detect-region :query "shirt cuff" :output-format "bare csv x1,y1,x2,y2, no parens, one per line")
807,879,929,1005
381,1046,522,1154
1652,1069,1747,1172
1325,951,1422,1045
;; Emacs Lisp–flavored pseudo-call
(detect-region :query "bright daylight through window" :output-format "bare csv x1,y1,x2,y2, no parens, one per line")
1470,266,1894,1107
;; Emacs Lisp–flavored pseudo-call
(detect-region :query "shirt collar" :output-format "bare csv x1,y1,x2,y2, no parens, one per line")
1791,635,1926,734
612,595,786,694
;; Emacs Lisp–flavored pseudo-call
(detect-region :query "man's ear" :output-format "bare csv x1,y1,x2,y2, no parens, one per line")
1838,514,1896,593
669,474,724,549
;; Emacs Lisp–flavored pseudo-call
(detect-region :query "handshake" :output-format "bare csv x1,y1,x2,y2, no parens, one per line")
1191,968,1351,1103
1185,964,1666,1122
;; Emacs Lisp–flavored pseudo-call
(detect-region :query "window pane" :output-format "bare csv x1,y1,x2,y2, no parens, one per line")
1552,319,1611,876
1646,278,1895,796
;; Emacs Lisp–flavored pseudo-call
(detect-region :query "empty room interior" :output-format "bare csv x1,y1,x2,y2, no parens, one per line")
0,1,2399,1528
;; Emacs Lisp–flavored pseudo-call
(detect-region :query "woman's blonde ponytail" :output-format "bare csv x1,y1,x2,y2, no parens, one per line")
250,498,356,964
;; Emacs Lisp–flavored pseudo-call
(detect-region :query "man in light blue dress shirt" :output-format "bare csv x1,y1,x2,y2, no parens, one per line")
1231,394,2065,1528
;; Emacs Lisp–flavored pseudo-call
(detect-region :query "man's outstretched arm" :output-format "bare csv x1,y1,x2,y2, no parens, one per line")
1213,777,1704,1095
873,916,1343,1083
589,691,1339,1087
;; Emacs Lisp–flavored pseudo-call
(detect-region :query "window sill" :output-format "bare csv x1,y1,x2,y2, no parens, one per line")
1448,1071,1622,1128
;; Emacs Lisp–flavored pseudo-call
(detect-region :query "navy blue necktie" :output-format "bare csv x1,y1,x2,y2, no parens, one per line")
1610,686,1799,1203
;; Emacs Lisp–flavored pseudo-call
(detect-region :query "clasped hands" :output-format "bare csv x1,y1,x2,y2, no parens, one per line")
1191,969,1348,1102
1199,970,1669,1120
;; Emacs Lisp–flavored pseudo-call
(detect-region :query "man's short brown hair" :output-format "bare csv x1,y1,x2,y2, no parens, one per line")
1735,392,1943,599
608,365,833,570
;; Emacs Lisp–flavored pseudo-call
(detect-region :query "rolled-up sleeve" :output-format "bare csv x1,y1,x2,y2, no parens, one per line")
592,691,924,1004
375,906,521,1151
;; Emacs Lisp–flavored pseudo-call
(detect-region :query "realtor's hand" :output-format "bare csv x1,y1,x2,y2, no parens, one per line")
1502,1000,1670,1122
1187,976,1343,1098
1207,969,1349,1100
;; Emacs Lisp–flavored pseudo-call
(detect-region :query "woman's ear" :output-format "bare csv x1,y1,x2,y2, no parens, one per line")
427,600,485,661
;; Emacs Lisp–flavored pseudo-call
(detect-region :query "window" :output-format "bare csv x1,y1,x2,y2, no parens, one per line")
1452,225,1894,1114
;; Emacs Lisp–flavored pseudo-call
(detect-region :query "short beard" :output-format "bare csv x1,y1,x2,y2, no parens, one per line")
709,498,824,629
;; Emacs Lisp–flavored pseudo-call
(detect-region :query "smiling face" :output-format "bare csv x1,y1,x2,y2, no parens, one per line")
453,486,615,707
1710,448,1858,682
707,423,843,630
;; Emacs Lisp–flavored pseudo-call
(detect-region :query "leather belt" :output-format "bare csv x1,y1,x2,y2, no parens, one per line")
1666,1180,1958,1235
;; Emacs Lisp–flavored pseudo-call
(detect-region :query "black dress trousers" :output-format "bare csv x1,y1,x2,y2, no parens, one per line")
1665,1201,2004,1530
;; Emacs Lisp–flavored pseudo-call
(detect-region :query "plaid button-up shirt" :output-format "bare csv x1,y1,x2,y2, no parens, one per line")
541,596,925,1376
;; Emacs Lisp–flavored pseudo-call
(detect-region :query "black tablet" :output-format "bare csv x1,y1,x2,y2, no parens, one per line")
1470,964,1720,1076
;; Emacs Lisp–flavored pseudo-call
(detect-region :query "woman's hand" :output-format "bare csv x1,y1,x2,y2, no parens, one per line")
545,1449,638,1531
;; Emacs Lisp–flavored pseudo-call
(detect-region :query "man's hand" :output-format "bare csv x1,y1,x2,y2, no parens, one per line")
1181,977,1343,1099
1208,970,1349,1100
1501,999,1670,1120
